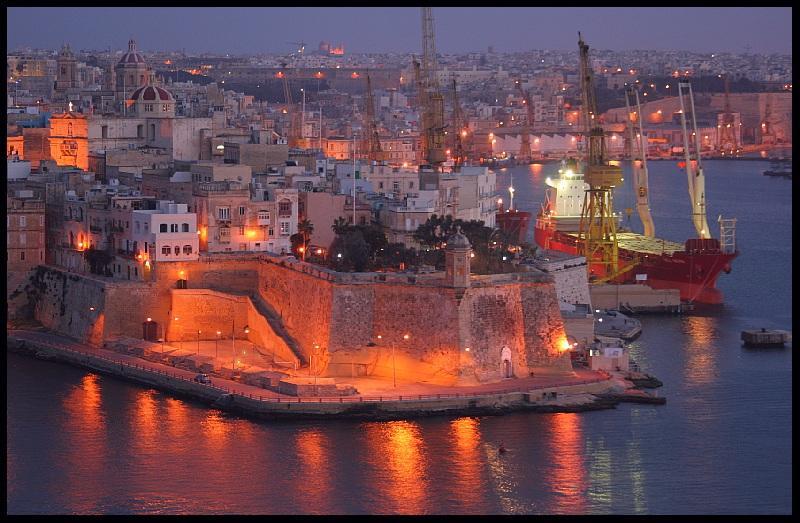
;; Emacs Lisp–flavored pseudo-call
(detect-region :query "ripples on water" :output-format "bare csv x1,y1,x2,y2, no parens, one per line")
7,161,791,514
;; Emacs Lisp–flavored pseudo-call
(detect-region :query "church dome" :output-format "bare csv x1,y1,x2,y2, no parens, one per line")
128,85,175,102
118,39,146,65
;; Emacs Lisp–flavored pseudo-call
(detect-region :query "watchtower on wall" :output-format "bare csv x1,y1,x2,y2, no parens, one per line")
445,226,471,289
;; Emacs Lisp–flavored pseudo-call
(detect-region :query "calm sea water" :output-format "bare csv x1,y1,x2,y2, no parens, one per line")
6,160,792,514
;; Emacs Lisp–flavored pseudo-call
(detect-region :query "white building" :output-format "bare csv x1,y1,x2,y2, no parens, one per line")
131,200,199,263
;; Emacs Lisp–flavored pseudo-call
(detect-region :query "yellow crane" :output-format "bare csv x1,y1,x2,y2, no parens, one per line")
363,73,384,163
576,33,623,280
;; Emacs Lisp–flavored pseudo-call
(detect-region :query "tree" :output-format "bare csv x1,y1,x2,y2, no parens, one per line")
331,216,350,236
298,219,314,261
330,229,370,272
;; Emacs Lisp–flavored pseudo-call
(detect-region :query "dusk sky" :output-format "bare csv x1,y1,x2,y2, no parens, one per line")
7,7,792,55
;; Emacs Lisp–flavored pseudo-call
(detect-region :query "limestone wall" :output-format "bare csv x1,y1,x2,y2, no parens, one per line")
168,288,300,367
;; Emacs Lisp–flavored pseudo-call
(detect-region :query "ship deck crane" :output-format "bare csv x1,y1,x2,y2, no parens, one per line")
576,32,623,280
678,81,711,239
624,85,655,238
514,79,533,163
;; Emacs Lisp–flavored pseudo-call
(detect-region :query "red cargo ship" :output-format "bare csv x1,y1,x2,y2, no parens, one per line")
532,159,738,305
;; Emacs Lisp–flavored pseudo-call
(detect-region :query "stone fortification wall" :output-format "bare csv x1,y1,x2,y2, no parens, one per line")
16,266,158,345
14,254,571,383
168,288,300,367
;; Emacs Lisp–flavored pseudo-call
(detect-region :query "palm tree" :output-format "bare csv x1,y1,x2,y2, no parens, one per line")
331,216,349,236
298,219,314,261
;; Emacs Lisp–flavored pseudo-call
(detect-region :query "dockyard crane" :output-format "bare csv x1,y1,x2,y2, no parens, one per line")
514,79,533,163
677,81,711,239
624,85,655,238
718,74,739,155
450,78,466,170
419,7,447,169
576,32,623,280
287,41,306,55
363,73,384,163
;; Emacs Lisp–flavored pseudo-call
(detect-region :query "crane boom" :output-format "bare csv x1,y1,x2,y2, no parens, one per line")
624,85,655,237
678,81,711,239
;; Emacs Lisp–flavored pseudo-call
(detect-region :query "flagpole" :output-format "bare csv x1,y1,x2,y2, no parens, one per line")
352,133,357,225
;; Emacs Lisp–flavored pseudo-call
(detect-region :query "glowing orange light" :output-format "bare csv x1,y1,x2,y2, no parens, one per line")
560,339,571,352
246,229,256,238
316,248,323,255
298,246,305,253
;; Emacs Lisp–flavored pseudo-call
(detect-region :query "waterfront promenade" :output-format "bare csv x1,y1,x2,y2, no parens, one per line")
8,328,628,418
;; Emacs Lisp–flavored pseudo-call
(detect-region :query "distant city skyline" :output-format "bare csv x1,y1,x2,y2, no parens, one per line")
6,7,793,55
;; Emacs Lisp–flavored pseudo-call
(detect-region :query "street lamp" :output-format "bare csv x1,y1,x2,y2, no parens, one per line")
215,330,221,360
243,325,250,367
196,329,201,354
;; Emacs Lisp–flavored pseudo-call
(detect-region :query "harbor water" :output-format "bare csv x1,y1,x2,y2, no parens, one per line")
6,160,792,514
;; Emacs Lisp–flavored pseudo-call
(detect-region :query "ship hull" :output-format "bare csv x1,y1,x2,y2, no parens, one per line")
496,209,532,245
534,216,737,305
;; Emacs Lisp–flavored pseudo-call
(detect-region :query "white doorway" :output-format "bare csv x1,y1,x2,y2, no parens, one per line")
501,346,513,378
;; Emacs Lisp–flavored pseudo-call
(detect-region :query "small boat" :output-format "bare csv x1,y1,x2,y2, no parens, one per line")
763,158,792,179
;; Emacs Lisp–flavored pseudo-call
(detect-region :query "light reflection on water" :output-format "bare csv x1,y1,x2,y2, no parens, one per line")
6,160,791,514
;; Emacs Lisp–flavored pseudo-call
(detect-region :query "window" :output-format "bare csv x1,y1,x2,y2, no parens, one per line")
268,228,274,236
181,223,189,232
19,232,26,245
101,125,108,138
149,123,156,141
183,245,192,254
393,181,400,192
280,221,290,236
144,243,148,253
409,181,414,189
162,104,169,112
219,227,231,243
239,206,246,216
19,215,26,227
174,245,180,255
218,207,230,221
20,252,25,261
67,123,73,137
137,124,144,138
239,226,245,235
162,246,171,255
258,211,270,221
378,182,384,189
170,223,178,233
278,200,292,217
144,103,153,112
160,224,168,233
135,221,140,232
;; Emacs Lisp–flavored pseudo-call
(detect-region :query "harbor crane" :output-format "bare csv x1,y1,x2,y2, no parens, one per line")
718,74,739,155
450,77,466,170
576,32,623,280
677,81,711,239
363,73,384,163
418,7,446,169
514,79,533,163
287,41,306,55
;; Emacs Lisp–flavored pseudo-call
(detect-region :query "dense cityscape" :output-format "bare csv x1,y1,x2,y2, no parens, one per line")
6,6,792,516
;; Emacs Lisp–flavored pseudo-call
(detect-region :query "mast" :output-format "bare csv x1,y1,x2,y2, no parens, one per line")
678,81,710,239
624,85,655,237
450,77,465,170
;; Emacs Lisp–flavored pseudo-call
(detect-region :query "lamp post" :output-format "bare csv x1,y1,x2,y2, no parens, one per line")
215,330,221,360
196,329,201,354
243,325,250,368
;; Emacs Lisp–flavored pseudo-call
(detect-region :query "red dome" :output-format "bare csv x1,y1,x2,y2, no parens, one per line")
129,85,174,102
118,38,146,65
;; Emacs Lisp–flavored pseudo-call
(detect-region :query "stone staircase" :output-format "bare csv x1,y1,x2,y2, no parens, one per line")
249,292,307,366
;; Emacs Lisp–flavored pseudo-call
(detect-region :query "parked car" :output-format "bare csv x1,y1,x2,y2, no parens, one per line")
194,373,211,384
